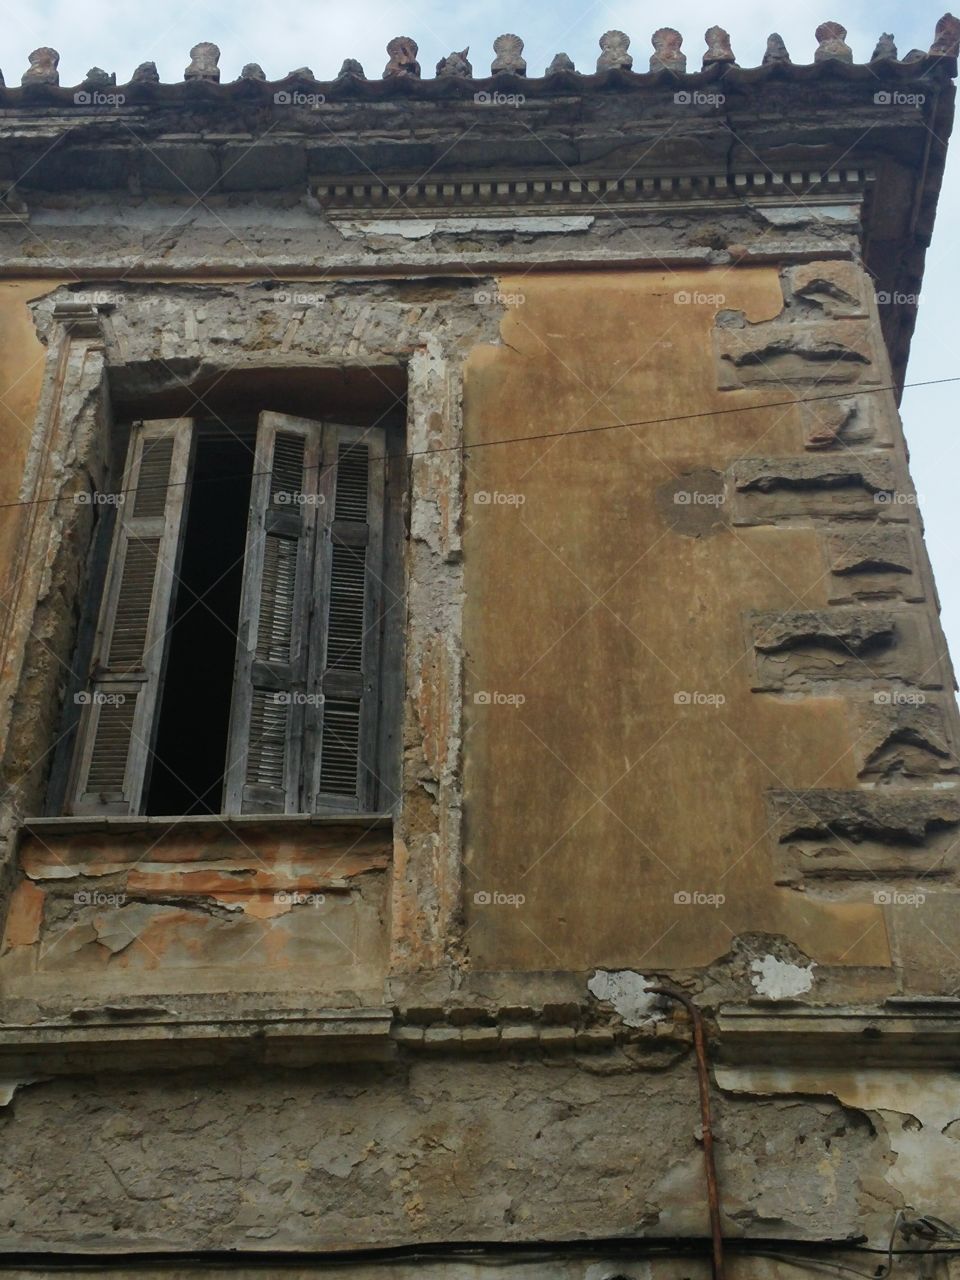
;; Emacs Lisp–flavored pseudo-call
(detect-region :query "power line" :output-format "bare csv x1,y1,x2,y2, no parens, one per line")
1,375,956,514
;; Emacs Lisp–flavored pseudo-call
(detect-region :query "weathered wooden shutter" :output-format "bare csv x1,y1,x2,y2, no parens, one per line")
223,413,324,814
306,424,386,812
68,419,194,814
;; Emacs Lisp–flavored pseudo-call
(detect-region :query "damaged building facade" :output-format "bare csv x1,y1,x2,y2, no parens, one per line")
0,15,959,1278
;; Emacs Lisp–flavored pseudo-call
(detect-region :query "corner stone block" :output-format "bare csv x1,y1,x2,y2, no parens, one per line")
768,788,960,883
852,696,959,782
729,454,899,524
747,606,947,691
715,318,880,389
823,525,924,603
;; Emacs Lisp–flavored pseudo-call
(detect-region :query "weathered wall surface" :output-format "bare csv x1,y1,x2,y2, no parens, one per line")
0,1054,909,1252
0,117,955,1262
0,279,67,701
462,263,960,989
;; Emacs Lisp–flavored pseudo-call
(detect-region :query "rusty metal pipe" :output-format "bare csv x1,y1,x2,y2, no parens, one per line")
646,985,725,1280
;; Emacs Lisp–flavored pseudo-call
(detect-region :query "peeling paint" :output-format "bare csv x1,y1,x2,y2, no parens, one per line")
750,955,816,999
335,216,595,240
587,970,661,1026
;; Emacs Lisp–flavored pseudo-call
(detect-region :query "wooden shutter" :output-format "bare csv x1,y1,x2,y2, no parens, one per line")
305,424,386,812
223,413,323,814
68,419,194,814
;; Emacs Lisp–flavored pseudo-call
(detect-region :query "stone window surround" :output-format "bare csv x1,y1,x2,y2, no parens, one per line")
0,297,468,985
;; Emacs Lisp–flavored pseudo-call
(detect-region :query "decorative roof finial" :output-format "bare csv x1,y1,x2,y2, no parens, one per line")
546,52,577,75
84,67,116,88
22,47,59,86
650,28,686,74
492,34,526,76
763,33,791,64
337,58,365,79
383,37,420,78
703,26,736,68
184,42,221,82
815,22,853,63
930,13,960,56
239,63,266,81
871,34,898,60
436,48,472,78
597,30,632,71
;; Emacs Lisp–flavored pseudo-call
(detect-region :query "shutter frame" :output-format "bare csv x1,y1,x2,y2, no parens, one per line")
223,412,324,814
67,418,195,814
306,423,386,813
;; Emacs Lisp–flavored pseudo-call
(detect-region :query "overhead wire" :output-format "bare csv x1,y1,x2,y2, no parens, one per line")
0,374,956,513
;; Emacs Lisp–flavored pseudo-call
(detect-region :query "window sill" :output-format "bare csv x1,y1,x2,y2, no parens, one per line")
0,1003,396,1076
25,812,393,836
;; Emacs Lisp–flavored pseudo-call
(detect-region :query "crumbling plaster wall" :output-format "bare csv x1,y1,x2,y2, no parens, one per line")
0,213,955,1263
1,250,958,1001
0,1054,912,1252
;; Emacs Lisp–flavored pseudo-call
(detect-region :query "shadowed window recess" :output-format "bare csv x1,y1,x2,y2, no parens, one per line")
61,411,399,818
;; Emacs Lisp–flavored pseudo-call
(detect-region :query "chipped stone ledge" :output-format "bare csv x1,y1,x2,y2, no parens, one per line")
717,999,960,1066
0,1006,396,1075
0,243,864,281
4,996,960,1076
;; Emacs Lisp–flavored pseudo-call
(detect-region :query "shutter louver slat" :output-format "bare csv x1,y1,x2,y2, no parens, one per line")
245,690,289,787
326,543,367,670
334,443,370,521
256,535,298,664
68,419,194,815
132,438,175,518
85,697,137,790
318,699,362,795
107,537,160,669
270,433,306,504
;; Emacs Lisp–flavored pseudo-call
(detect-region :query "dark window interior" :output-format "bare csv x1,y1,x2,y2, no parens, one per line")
45,365,407,819
145,433,253,816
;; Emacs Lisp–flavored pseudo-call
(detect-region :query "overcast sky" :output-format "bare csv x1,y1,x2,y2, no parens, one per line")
6,1,957,669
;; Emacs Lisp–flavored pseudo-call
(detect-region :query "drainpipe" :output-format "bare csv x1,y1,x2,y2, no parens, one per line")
646,985,725,1280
